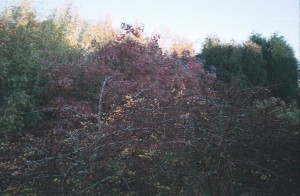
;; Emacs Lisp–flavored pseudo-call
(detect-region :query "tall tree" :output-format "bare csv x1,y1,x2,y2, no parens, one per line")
0,0,45,141
241,41,268,86
0,0,83,141
198,38,246,84
250,33,299,99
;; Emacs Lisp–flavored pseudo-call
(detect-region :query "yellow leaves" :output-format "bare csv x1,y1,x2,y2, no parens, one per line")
0,161,18,170
124,95,131,99
138,151,155,159
121,148,130,156
150,132,158,139
124,95,134,108
105,106,124,125
154,182,172,191
4,186,20,194
127,170,136,176
260,174,272,180
231,181,242,186
80,121,88,128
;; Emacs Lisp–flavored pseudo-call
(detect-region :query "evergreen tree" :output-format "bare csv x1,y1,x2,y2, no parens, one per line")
241,41,268,86
198,38,244,83
0,0,82,141
198,37,267,87
0,0,45,141
250,33,299,99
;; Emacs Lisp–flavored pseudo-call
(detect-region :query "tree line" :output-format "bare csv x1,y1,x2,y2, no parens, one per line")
199,34,299,99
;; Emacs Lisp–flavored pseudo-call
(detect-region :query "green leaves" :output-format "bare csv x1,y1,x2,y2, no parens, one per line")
0,0,92,141
250,33,299,99
199,38,262,85
241,41,268,86
0,1,55,141
199,33,298,99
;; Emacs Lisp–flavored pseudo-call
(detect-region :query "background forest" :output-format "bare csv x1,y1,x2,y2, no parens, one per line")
0,1,299,195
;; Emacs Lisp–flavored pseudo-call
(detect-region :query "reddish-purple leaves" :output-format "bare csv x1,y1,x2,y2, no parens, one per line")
46,24,217,139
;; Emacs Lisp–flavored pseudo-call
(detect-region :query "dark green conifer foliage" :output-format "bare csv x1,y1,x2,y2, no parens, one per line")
250,33,299,99
198,37,268,87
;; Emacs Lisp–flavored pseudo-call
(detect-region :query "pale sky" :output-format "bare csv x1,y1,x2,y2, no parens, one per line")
1,0,299,60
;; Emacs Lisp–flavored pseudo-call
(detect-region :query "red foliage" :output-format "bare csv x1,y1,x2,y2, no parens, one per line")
45,24,217,150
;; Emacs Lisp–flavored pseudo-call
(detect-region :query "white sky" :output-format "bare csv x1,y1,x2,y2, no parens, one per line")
1,0,299,60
